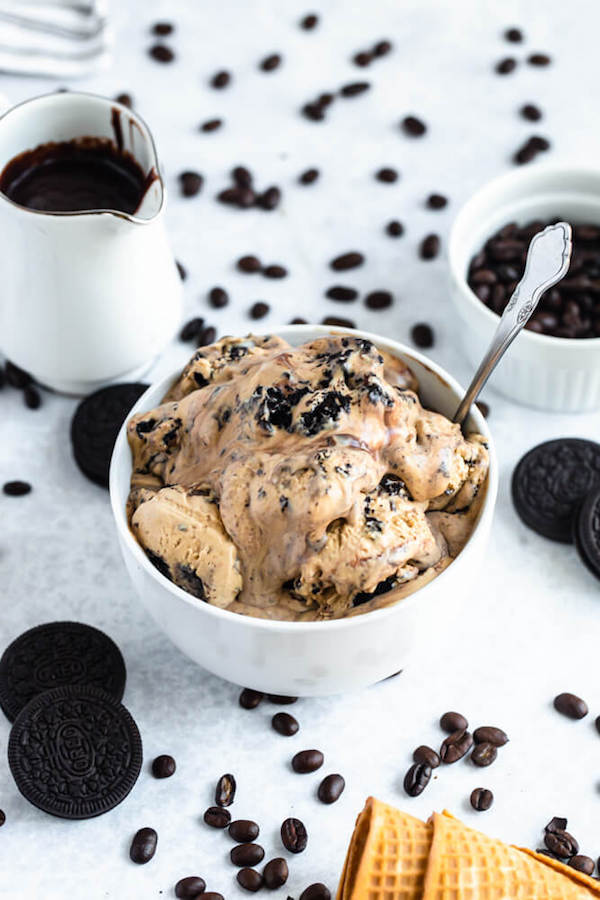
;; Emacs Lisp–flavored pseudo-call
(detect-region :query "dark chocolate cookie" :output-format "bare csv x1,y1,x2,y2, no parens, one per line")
8,684,142,819
71,382,148,487
0,621,126,722
512,439,600,542
574,487,600,580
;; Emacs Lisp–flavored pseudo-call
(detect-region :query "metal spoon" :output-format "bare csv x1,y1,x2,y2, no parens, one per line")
453,221,573,426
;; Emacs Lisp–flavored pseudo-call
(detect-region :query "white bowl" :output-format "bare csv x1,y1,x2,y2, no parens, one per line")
109,325,497,696
449,165,600,413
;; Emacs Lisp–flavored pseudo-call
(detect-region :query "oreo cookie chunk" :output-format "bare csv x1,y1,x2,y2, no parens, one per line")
512,439,600,542
574,487,600,580
71,382,148,487
0,621,126,722
8,684,142,819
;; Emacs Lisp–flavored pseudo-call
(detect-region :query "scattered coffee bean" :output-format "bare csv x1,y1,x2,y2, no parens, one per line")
301,102,326,122
476,401,490,418
595,715,600,735
208,287,229,309
353,51,372,67
440,729,473,764
292,749,324,773
202,894,224,900
3,481,32,497
427,193,448,210
504,27,523,42
326,286,358,302
290,317,308,324
322,316,355,328
152,21,173,35
24,385,41,410
175,876,207,898
470,788,494,811
300,13,319,30
229,820,260,843
365,290,393,310
300,885,330,900
513,135,551,165
250,301,270,320
176,260,187,280
200,118,222,132
411,323,434,348
386,220,404,237
0,810,5,826
264,264,287,279
151,754,176,778
420,234,440,260
496,57,517,74
339,81,370,98
237,868,263,892
330,251,364,271
375,167,398,183
215,773,236,807
473,726,509,746
260,54,282,72
317,774,345,804
553,693,588,720
115,92,133,108
403,762,431,797
471,742,497,767
373,39,392,57
545,830,579,859
129,827,158,864
211,70,231,89
521,103,542,121
401,115,427,136
299,168,319,185
413,746,440,768
263,857,289,889
149,44,174,63
267,694,297,704
569,856,595,876
237,255,262,273
258,186,282,210
179,171,203,197
0,366,4,389
272,712,299,736
281,817,308,853
5,361,31,389
239,688,263,709
231,844,265,867
528,53,551,66
180,317,205,342
232,166,252,187
198,325,217,347
204,806,231,828
545,817,568,834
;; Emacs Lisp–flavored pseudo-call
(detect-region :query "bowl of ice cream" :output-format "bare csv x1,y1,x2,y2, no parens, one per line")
110,325,497,695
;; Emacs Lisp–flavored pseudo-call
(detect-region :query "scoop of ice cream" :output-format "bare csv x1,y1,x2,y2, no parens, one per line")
126,334,489,620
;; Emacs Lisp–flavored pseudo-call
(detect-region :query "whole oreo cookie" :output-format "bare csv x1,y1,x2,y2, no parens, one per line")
574,487,600,580
0,621,126,722
71,382,148,487
512,438,600,543
8,684,142,819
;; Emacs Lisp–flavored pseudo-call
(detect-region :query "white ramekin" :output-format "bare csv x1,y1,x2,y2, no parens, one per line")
449,165,600,413
109,325,497,696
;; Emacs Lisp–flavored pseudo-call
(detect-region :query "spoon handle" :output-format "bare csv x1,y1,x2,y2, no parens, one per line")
453,221,573,426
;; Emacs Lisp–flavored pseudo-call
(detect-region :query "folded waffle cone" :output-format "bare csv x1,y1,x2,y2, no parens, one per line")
338,799,600,900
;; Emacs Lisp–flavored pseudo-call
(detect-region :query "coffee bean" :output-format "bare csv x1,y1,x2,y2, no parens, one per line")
176,261,187,281
237,255,262,273
401,115,426,136
595,715,600,735
260,54,282,72
149,44,175,63
258,187,282,210
202,895,224,900
411,323,434,348
553,693,588,720
130,827,158,864
292,749,323,773
302,102,325,122
204,806,231,828
420,234,440,260
263,857,289,889
272,712,299,736
471,742,497,767
230,844,264,867
300,13,319,30
151,754,176,778
300,885,330,900
0,810,5,826
529,135,550,151
180,317,205,342
198,325,217,347
373,39,392,56
339,81,371,98
473,726,509,746
528,53,551,66
208,287,229,309
179,171,203,197
229,820,260,843
413,745,440,768
264,264,287,279
504,27,523,42
299,168,319,185
0,366,4,389
317,774,345,804
386,220,404,237
290,317,308,324
322,316,356,328
330,251,364,271
233,166,253,187
353,51,372,67
24,385,41,409
281,817,308,853
5,361,31,388
470,788,494,811
545,817,568,834
427,193,448,209
211,70,231,89
545,830,579,858
215,773,236,807
152,22,173,35
239,688,263,709
326,286,358,302
115,93,133,108
237,868,263,892
521,104,542,121
496,57,517,74
365,290,393,310
440,729,473,764
250,302,270,320
3,480,31,497
403,762,431,797
440,711,468,733
317,92,335,107
513,142,537,165
570,856,595,875
375,168,398,183
200,119,222,132
267,694,297,704
175,876,207,898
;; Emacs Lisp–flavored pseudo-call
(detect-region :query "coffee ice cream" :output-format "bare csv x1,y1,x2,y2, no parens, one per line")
126,334,489,621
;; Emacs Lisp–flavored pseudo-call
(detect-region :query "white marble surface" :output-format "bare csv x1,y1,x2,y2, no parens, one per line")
1,0,600,897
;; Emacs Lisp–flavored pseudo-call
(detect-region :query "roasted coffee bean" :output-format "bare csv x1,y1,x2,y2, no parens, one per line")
250,301,270,319
440,711,469,733
209,287,229,308
272,712,299,736
504,27,523,42
200,118,223,132
3,480,31,497
427,193,448,209
545,816,568,834
180,317,205,342
237,254,262,273
179,171,203,197
529,135,550,151
300,13,319,30
215,773,236,807
375,167,398,183
176,260,187,280
470,788,494,811
440,729,473,764
473,726,509,746
211,70,231,89
152,21,173,35
231,844,265,867
326,286,358,302
115,92,133,108
595,715,600,735
233,165,253,187
151,754,176,778
5,361,31,388
290,317,308,324
340,81,370,97
218,187,244,205
149,44,175,63
24,385,41,409
569,856,595,875
130,827,158,864
198,325,217,347
299,167,319,184
476,401,490,418
258,187,282,210
281,817,308,853
373,39,392,56
204,806,231,828
330,251,364,271
496,57,517,74
471,742,497,767
0,810,5,826
300,885,330,900
260,53,282,72
528,53,551,66
401,115,426,136
365,290,393,310
420,234,440,260
239,688,264,709
267,694,297,704
413,745,440,768
403,763,431,797
317,92,334,107
544,830,579,859
302,102,325,121
553,693,588,720
317,774,345,804
175,876,207,898
263,857,289,888
237,868,263,892
386,220,404,237
292,749,324,773
513,142,537,165
229,820,260,843
202,894,224,900
264,264,287,279
521,103,542,121
0,366,4,389
411,323,434,348
322,316,356,328
353,50,372,67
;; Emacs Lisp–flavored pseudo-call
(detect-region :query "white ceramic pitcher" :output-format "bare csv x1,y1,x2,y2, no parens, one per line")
0,91,182,394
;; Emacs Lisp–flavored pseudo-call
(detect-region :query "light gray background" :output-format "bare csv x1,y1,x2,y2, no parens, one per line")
1,0,600,896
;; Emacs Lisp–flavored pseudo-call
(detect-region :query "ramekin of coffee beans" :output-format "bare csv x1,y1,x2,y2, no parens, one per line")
449,165,600,413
